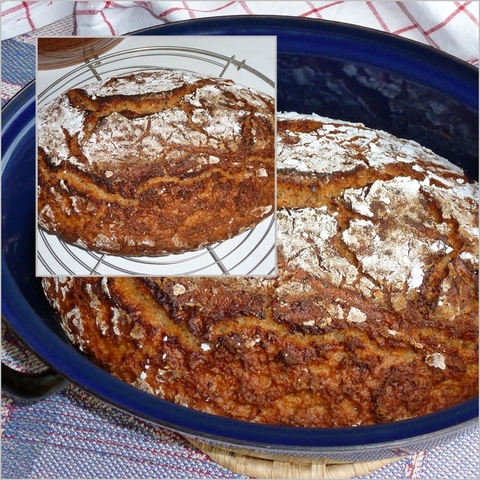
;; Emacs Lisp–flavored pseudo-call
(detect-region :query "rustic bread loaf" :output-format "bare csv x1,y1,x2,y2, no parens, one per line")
42,113,478,427
37,70,275,256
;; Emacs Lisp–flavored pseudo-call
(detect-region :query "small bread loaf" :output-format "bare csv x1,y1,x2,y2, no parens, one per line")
37,70,274,256
42,113,478,427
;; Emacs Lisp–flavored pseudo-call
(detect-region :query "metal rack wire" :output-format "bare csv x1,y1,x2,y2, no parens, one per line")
36,43,276,277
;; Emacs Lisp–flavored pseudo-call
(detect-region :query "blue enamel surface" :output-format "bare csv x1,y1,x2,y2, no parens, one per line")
136,16,478,112
2,17,478,453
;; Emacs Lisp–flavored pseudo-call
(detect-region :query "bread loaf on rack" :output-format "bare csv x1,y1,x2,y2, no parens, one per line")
37,70,275,256
42,113,478,427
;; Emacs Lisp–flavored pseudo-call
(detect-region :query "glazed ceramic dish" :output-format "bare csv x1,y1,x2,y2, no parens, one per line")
2,17,478,460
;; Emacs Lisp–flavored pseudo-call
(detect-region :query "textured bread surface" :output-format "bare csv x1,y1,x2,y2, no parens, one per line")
38,70,274,256
42,113,479,427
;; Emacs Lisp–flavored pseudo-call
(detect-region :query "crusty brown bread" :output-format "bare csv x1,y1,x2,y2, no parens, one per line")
42,113,478,427
37,70,274,256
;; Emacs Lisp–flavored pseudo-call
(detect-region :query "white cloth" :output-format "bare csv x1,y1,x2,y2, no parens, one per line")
73,1,479,64
1,2,478,64
1,1,75,39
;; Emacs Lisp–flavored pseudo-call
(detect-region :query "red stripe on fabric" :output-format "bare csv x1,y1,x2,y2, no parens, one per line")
425,2,470,34
1,1,37,17
182,1,196,19
367,1,390,32
156,1,237,18
455,1,479,25
75,1,118,16
107,1,132,8
22,1,36,32
304,1,323,19
392,24,418,36
77,1,240,20
398,2,441,50
100,10,116,35
156,6,187,18
299,1,344,18
1,1,37,28
238,1,254,15
188,0,238,14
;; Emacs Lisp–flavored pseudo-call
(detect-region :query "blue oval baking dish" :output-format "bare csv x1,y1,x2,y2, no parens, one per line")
2,16,478,459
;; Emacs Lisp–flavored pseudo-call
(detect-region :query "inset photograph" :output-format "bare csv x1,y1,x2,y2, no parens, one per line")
36,36,276,277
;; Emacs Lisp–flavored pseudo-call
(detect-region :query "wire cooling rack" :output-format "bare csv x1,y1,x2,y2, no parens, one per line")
36,37,276,277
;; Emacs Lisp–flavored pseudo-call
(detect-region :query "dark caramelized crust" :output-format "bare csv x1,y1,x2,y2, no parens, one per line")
42,113,478,427
37,71,274,256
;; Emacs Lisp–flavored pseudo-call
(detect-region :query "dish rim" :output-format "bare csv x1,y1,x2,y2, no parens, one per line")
2,15,478,452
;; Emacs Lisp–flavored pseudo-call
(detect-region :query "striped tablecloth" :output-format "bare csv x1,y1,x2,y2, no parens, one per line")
2,2,479,478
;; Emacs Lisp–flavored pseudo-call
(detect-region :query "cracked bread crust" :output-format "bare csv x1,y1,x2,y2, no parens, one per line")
37,70,274,256
42,113,478,427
